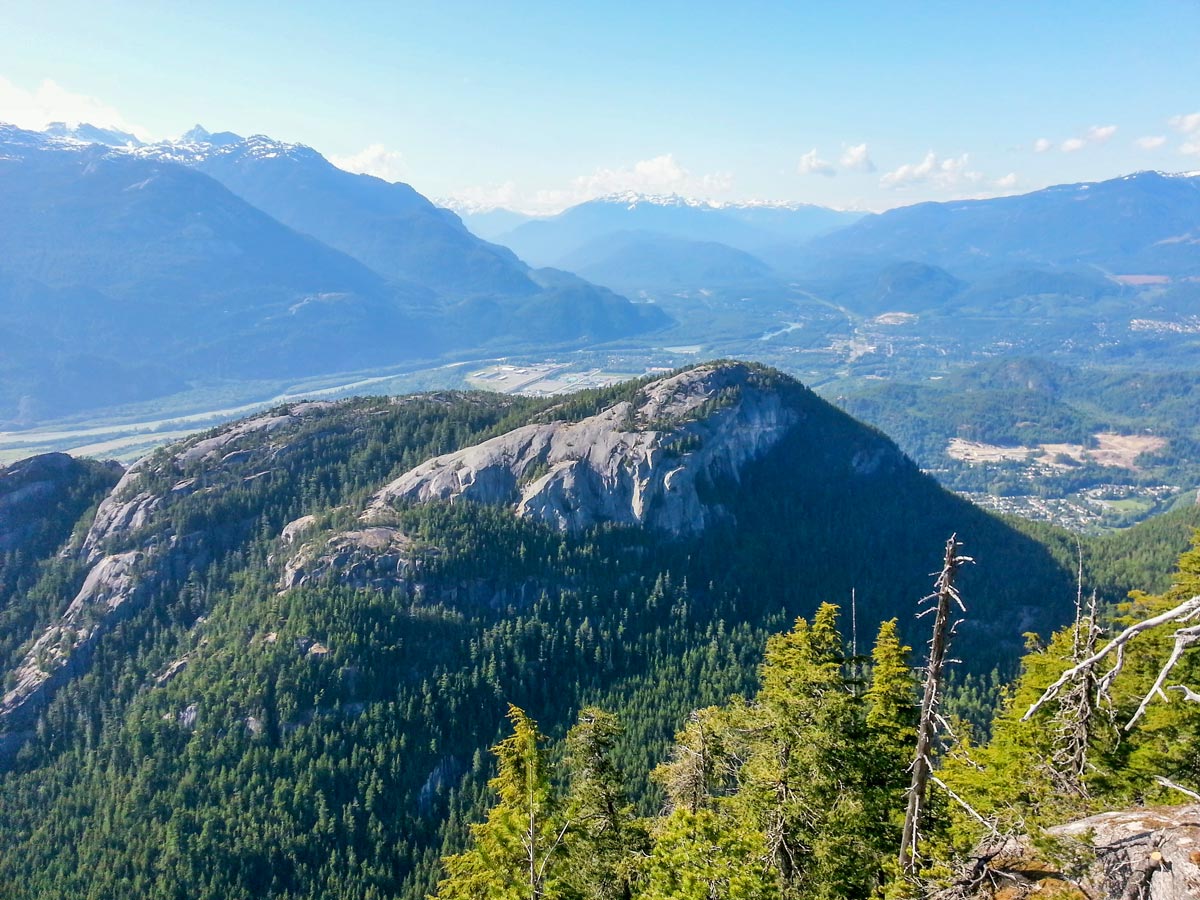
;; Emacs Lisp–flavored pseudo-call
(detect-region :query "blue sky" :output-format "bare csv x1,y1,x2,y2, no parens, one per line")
3,1,1198,212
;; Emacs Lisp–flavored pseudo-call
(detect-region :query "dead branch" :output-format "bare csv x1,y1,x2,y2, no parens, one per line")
1023,595,1200,722
929,773,999,835
1126,622,1200,729
1153,775,1200,801
900,535,971,873
1049,589,1102,796
1168,684,1200,703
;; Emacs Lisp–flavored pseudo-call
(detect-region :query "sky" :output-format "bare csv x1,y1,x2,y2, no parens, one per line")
2,1,1199,214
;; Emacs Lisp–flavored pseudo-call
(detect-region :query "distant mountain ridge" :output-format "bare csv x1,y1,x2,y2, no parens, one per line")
41,121,143,147
0,123,666,425
142,131,538,296
559,230,778,292
491,193,862,268
804,170,1200,277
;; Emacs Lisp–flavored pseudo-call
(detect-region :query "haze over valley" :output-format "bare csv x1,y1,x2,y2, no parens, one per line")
3,120,1199,530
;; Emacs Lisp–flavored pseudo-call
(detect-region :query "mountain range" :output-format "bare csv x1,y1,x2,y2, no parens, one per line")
476,171,1200,285
486,193,860,272
5,120,1200,443
802,170,1200,278
462,172,1200,324
0,124,665,426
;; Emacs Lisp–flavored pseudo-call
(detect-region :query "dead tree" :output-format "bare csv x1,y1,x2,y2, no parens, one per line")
900,534,972,874
1023,594,1200,727
1048,587,1102,798
1022,594,1200,800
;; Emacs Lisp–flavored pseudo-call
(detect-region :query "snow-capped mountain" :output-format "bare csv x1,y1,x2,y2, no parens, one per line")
0,122,666,425
491,192,861,268
42,121,143,147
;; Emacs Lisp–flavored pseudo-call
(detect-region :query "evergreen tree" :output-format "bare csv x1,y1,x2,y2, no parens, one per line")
561,708,644,900
735,604,893,899
865,619,917,762
652,705,740,815
640,808,778,900
433,706,568,900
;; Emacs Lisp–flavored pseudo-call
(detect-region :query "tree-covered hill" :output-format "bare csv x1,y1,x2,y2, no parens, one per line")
0,362,1179,899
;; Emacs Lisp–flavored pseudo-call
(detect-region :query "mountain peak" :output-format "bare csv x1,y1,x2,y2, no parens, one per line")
179,124,210,142
41,121,142,147
174,125,244,148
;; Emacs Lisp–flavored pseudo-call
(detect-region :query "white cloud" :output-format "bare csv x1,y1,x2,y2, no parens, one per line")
797,148,835,177
1169,112,1200,134
330,143,407,182
1061,124,1117,152
1033,138,1053,153
879,151,983,190
0,75,151,140
449,153,734,215
1135,135,1167,150
1182,140,1200,157
566,152,733,198
839,143,875,172
994,172,1020,191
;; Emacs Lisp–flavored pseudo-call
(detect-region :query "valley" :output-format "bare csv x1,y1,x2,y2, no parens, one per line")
5,265,1197,531
2,359,1199,900
3,121,1197,533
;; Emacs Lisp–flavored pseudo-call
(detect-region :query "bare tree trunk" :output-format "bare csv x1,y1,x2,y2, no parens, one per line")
900,535,970,874
1049,589,1100,797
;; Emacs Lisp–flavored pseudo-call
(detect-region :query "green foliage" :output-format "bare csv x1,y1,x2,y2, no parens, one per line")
562,708,644,900
640,808,776,900
0,370,1185,900
434,610,920,900
833,359,1200,526
433,705,567,900
934,533,1200,873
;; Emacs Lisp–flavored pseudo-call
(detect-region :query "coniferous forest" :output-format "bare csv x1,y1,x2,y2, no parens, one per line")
0,365,1198,899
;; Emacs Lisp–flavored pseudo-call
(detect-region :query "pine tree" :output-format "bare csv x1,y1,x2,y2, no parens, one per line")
561,708,643,900
652,705,740,815
865,619,917,759
432,706,569,900
640,807,778,900
739,604,878,899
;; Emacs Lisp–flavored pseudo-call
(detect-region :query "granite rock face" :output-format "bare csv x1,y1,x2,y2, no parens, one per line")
281,526,422,591
944,805,1200,900
0,403,333,737
368,362,798,535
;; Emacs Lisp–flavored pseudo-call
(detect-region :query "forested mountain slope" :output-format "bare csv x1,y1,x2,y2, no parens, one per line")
0,362,1160,899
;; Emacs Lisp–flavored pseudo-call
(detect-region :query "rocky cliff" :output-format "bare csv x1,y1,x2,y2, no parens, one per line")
0,403,340,737
0,453,120,553
368,362,799,534
941,805,1200,900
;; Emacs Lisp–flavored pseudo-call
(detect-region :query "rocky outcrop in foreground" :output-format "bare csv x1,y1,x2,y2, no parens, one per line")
943,804,1200,900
